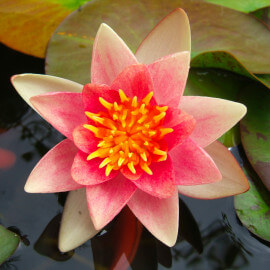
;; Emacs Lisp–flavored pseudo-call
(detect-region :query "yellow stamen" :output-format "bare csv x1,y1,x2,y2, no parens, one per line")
87,149,109,160
158,155,167,162
148,131,156,137
114,102,120,111
86,113,105,124
99,97,113,110
128,162,136,174
99,158,111,168
156,106,168,112
153,112,166,122
139,104,146,114
153,147,167,156
83,124,99,136
81,89,181,177
141,162,153,175
119,89,129,102
132,96,138,107
140,152,147,162
138,115,148,124
118,157,125,167
142,91,153,105
105,164,114,176
159,128,174,137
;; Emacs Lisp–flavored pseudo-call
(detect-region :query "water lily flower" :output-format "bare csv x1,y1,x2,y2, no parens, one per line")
11,9,249,252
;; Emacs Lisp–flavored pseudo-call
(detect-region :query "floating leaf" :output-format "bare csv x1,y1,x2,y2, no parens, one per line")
252,6,270,26
0,0,89,58
185,68,248,147
204,0,270,13
191,51,270,89
46,0,270,85
234,166,270,242
0,225,20,265
239,82,270,190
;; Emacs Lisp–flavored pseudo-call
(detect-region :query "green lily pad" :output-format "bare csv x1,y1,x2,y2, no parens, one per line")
185,68,249,147
239,82,270,190
204,0,270,13
234,166,270,242
0,0,90,58
0,225,20,265
252,7,270,26
46,0,270,85
191,51,270,89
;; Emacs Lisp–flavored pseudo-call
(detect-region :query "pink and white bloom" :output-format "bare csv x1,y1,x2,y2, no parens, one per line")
11,9,249,252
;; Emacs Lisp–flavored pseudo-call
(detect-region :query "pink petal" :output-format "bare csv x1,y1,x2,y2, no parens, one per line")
110,64,155,103
86,174,137,229
164,108,196,150
24,139,83,193
132,156,175,199
73,125,98,154
30,92,86,140
135,8,191,64
170,139,222,185
11,74,83,112
178,141,249,199
91,24,138,85
128,188,179,247
180,96,247,147
147,52,190,107
82,83,120,113
71,151,118,185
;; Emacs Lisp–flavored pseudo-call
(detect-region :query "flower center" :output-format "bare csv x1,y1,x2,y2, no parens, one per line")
83,90,173,177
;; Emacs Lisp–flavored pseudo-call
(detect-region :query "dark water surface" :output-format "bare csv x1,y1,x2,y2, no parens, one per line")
1,43,270,269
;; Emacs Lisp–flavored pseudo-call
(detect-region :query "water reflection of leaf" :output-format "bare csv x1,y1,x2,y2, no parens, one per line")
0,255,20,270
18,112,64,160
91,207,143,270
172,219,249,269
34,214,74,261
156,240,172,268
177,198,203,254
130,228,158,270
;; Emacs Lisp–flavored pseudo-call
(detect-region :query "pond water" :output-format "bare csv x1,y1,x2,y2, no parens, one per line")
1,43,270,270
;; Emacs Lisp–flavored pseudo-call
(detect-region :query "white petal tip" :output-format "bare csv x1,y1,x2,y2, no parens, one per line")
97,23,114,35
24,182,35,193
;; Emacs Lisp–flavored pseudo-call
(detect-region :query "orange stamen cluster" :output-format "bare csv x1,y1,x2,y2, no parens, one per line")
84,89,173,176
